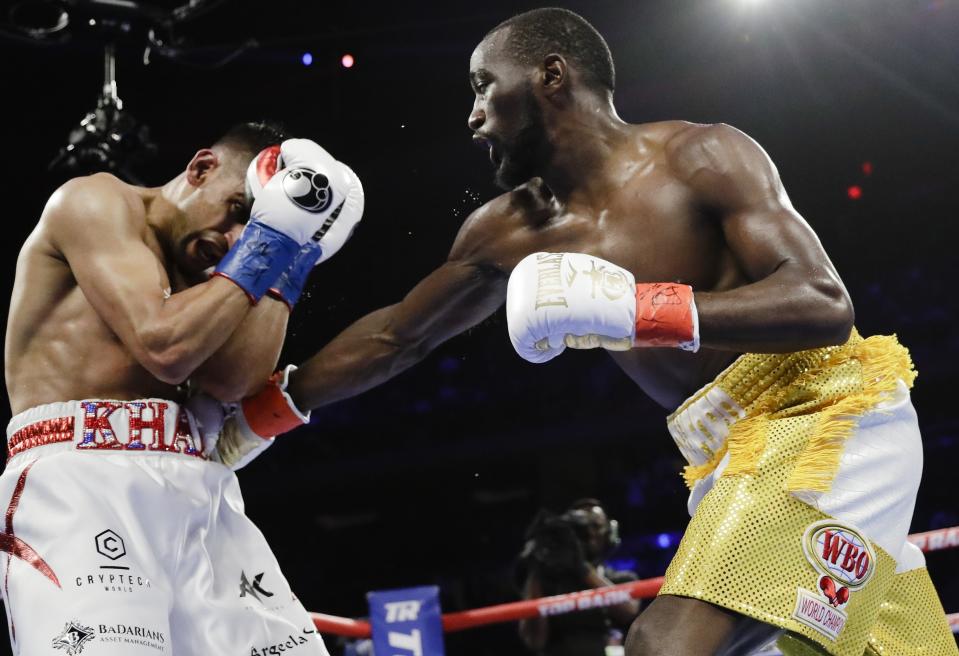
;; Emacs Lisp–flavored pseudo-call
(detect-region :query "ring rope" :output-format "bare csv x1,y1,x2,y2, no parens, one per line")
310,525,959,638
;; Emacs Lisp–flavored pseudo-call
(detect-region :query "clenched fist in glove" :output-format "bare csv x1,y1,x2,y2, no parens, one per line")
215,139,364,304
506,252,699,364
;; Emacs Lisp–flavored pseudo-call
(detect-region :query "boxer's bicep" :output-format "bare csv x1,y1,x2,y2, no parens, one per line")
393,201,511,348
391,258,506,350
669,124,853,350
672,123,845,287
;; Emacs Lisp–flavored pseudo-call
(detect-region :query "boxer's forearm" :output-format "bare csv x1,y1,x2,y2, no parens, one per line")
286,305,429,410
191,298,289,402
285,260,505,411
695,265,854,353
119,276,255,384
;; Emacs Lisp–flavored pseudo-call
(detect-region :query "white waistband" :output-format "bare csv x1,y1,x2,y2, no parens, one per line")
6,399,207,462
666,383,746,467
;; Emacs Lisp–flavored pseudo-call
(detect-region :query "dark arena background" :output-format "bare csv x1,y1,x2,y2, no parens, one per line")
0,0,957,654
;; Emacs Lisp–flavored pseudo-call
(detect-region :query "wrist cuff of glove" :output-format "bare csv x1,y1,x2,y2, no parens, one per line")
213,222,301,304
267,242,322,310
633,283,700,352
239,365,311,438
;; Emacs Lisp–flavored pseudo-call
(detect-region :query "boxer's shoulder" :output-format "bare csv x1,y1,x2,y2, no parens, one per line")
658,121,767,181
466,181,554,234
42,173,147,246
450,183,554,267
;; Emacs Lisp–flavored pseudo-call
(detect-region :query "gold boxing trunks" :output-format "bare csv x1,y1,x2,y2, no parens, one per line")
659,330,957,656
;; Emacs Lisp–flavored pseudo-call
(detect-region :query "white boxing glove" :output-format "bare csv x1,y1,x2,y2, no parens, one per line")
215,139,357,302
187,391,276,471
311,160,364,265
506,252,699,364
248,143,352,245
251,145,364,309
214,411,275,471
208,364,310,470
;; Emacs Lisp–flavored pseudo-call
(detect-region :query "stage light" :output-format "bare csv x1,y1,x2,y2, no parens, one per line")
301,52,313,66
847,185,863,200
341,53,354,68
656,533,672,549
862,161,873,176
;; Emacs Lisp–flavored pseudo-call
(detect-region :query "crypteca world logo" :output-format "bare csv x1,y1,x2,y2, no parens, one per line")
52,621,95,655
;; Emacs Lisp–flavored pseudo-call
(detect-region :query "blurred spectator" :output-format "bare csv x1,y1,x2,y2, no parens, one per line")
517,499,640,656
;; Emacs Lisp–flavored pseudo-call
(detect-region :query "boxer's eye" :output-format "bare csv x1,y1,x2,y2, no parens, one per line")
229,200,249,224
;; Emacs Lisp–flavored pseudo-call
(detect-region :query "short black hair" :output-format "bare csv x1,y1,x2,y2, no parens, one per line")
486,8,614,94
214,120,289,159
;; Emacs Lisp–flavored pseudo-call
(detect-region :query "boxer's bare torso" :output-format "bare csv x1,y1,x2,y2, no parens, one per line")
451,121,749,408
287,120,851,411
5,153,276,414
6,175,181,413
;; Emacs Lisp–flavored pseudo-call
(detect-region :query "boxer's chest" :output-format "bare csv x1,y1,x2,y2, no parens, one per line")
519,173,746,295
509,174,748,408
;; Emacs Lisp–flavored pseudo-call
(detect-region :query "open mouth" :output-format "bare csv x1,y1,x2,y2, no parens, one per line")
472,133,501,167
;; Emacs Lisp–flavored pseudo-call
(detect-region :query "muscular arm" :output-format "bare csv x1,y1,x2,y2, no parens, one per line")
190,297,289,401
286,206,509,410
47,175,254,384
668,124,854,353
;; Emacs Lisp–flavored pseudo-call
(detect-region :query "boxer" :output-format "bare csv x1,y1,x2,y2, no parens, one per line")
1,124,363,655
227,9,956,656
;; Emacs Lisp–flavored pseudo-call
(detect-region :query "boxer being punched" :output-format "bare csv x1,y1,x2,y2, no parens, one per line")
1,123,363,655
230,9,955,656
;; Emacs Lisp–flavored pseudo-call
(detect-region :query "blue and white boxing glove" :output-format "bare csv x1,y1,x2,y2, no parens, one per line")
267,160,364,310
214,139,362,303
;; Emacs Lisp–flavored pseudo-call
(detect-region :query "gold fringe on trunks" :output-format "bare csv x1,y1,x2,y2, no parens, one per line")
786,334,916,493
682,332,916,493
682,444,727,488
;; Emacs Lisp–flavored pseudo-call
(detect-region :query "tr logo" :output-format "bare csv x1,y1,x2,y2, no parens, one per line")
94,529,125,561
384,600,422,623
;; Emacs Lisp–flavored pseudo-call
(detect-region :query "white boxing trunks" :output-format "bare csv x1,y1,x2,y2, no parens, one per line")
0,399,330,656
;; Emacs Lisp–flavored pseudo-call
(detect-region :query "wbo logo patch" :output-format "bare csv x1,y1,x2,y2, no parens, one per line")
793,520,877,641
802,520,876,590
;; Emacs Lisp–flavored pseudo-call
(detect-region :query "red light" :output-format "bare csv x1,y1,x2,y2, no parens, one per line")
847,185,862,200
861,161,873,176
341,53,354,68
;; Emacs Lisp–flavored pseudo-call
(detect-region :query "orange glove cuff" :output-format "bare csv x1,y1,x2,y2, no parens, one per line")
634,283,700,351
240,369,308,438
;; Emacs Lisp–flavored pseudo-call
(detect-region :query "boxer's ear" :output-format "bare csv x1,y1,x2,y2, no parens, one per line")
186,149,219,186
542,54,568,96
